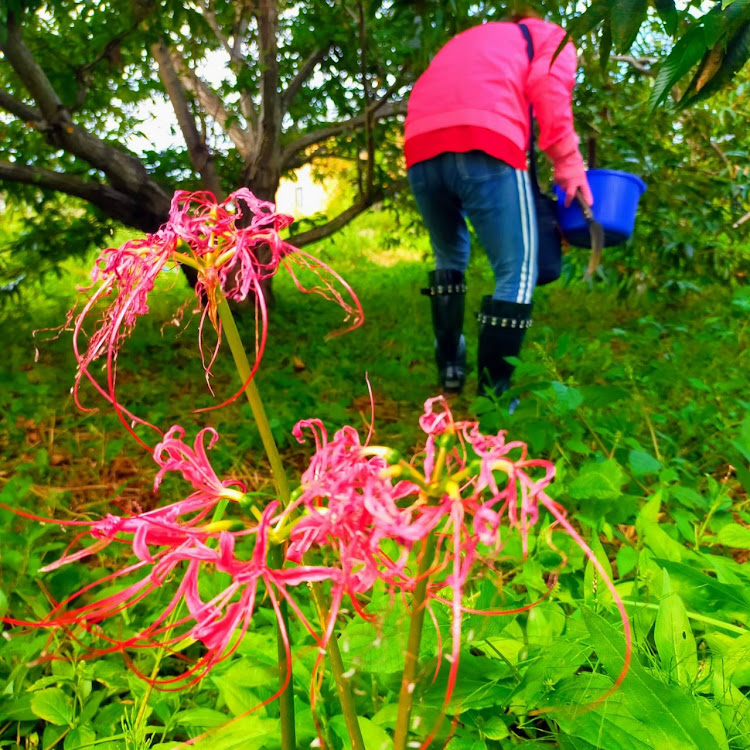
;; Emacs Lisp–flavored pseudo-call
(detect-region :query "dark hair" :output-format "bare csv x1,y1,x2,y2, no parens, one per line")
507,4,543,22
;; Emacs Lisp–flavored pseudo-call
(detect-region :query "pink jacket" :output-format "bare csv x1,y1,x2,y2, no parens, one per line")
404,19,580,166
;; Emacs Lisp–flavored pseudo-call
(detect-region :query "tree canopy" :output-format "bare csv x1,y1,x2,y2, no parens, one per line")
1,0,749,287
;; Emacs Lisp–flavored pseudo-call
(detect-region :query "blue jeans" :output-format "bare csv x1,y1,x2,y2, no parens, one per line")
408,151,537,304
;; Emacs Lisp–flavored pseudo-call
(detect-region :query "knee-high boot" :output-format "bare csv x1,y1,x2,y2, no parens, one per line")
477,296,532,396
421,269,467,393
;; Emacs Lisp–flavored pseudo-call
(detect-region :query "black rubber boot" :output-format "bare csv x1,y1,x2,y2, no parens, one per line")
477,296,533,397
421,269,467,393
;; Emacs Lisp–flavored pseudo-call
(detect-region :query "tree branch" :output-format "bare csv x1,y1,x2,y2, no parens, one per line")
169,46,255,161
152,39,224,196
0,13,170,208
287,196,374,247
0,90,42,123
252,0,281,182
286,178,405,249
611,55,658,76
281,98,407,170
281,47,330,115
0,161,167,232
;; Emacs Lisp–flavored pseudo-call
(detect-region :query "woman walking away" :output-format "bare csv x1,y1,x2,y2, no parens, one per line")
405,10,592,396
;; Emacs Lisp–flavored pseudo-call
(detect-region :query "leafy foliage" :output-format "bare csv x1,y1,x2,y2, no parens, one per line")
1,211,748,748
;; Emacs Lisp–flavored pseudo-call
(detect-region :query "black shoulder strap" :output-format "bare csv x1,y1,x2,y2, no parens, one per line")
518,23,540,192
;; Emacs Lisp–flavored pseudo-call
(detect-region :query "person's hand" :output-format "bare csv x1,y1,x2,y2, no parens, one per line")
553,150,593,207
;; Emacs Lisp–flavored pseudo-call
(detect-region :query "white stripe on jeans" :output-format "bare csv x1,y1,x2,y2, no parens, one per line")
515,170,536,304
515,169,530,303
520,170,536,304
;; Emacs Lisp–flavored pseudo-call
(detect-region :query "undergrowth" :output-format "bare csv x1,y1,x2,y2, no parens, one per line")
0,210,749,749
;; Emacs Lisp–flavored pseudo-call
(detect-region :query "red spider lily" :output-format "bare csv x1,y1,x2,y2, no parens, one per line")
288,396,632,745
65,189,363,448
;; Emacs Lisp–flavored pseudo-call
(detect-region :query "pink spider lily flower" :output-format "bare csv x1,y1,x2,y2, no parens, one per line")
287,418,434,598
64,189,363,448
7,505,340,690
1,426,344,688
288,397,631,747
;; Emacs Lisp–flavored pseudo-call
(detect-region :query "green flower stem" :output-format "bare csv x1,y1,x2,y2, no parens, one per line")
393,532,436,750
216,296,291,505
215,295,295,750
308,580,366,750
216,294,363,750
622,599,748,634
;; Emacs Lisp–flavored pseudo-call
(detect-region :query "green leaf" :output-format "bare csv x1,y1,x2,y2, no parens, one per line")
637,518,686,562
654,569,698,685
543,673,654,749
714,522,750,549
189,714,278,750
31,688,74,727
653,0,679,35
568,459,626,500
612,0,649,51
173,708,229,727
629,449,663,476
330,715,392,750
64,726,96,750
551,381,583,411
649,16,724,111
526,603,566,646
654,559,750,618
583,609,721,749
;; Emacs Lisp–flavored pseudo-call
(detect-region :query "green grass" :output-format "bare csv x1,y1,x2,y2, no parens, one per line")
1,211,749,749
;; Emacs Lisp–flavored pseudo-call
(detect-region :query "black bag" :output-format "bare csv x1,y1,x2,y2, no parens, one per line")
519,23,563,286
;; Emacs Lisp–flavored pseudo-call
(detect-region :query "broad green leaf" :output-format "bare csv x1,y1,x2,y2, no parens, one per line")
330,715,392,750
628,449,662,476
715,522,750,549
0,694,37,722
420,650,514,715
654,0,679,35
173,708,229,728
340,617,407,674
479,716,510,740
583,609,721,749
650,16,725,110
568,459,626,500
551,381,583,411
654,569,698,685
695,699,730,750
64,726,96,750
612,0,649,51
616,545,638,577
564,2,609,44
42,725,67,749
189,714,278,750
655,559,750,618
637,518,686,562
705,632,750,686
543,673,654,749
31,688,74,727
513,637,591,707
526,602,566,646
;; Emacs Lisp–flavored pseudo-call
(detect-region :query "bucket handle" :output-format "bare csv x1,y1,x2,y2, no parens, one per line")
576,191,604,281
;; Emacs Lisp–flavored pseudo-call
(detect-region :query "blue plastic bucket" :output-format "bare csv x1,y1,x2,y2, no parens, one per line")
555,169,647,248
